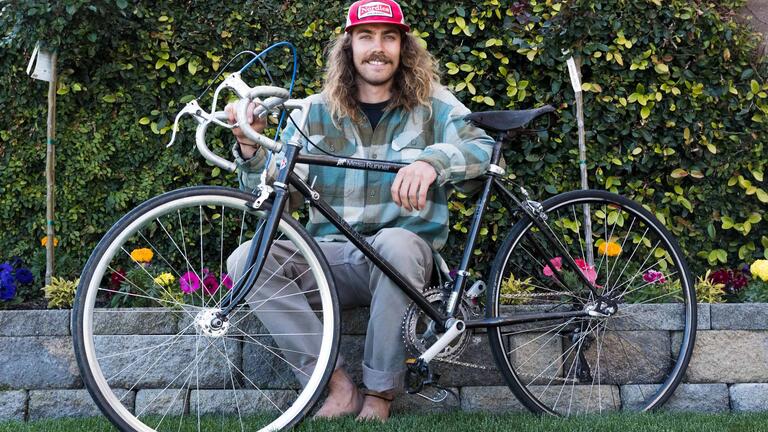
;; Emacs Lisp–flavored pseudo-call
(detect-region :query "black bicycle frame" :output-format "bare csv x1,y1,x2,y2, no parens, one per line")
219,137,596,328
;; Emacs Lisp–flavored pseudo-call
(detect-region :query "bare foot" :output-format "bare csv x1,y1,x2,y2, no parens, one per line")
355,392,394,422
314,368,363,419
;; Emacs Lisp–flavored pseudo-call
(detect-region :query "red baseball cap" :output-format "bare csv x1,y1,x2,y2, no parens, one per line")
344,0,410,33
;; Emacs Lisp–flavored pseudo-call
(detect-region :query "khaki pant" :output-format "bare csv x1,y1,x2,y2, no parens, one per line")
227,227,433,392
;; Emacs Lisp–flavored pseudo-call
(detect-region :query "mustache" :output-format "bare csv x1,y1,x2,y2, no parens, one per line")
364,53,391,63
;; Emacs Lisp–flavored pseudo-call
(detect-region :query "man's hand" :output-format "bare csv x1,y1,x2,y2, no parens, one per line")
391,161,438,211
225,100,268,159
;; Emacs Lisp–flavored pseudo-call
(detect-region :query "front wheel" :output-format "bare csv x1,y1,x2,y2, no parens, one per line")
72,186,339,431
487,189,695,415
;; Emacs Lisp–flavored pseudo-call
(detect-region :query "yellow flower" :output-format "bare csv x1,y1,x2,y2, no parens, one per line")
598,241,622,257
130,248,154,263
154,272,176,287
40,236,59,247
751,259,768,282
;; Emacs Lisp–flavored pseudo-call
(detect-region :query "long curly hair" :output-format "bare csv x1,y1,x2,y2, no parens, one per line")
323,31,441,124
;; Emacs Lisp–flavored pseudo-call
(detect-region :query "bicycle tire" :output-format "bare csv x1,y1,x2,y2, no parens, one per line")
487,189,696,415
72,186,339,431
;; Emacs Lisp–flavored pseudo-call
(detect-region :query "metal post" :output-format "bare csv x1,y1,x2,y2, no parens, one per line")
567,57,594,266
45,51,58,285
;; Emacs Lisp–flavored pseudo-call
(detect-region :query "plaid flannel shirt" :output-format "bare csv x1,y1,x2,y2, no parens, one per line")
233,85,494,251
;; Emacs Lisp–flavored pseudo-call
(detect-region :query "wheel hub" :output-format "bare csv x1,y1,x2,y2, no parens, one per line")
194,309,229,337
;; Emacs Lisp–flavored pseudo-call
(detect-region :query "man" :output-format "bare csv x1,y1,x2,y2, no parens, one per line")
226,0,493,421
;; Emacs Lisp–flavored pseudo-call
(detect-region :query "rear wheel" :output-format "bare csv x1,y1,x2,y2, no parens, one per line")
487,189,695,415
72,186,339,431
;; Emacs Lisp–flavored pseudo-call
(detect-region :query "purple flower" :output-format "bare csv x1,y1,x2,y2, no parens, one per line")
202,272,219,295
15,268,34,285
179,271,201,294
221,274,233,290
0,271,16,300
0,263,12,274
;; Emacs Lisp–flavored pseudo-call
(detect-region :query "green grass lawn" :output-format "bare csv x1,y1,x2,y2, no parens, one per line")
2,411,768,432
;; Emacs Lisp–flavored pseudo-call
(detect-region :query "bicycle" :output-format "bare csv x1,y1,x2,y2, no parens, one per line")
72,44,696,431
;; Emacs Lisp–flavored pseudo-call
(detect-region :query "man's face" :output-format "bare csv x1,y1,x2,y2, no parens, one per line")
350,23,402,88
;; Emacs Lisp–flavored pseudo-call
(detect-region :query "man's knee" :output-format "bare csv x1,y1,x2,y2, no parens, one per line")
371,228,432,275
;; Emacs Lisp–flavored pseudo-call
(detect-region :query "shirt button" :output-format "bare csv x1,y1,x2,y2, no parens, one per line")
372,153,378,158
330,145,335,151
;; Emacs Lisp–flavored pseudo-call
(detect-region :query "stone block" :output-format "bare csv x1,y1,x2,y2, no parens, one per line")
711,304,768,330
621,383,728,412
189,389,296,415
242,335,304,390
436,335,505,387
608,303,709,331
0,310,71,336
460,386,528,413
92,308,179,335
577,330,672,385
0,337,80,389
673,330,768,383
460,385,619,414
730,383,768,412
391,387,460,414
0,390,26,421
94,335,241,389
28,389,133,420
135,389,186,416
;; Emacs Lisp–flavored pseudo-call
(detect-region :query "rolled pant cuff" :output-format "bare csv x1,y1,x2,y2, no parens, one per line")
362,363,406,393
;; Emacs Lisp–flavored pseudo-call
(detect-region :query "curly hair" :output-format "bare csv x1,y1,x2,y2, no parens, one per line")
323,30,441,124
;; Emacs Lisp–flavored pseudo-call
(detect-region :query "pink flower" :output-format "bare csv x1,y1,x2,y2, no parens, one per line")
574,258,598,285
221,273,233,290
643,270,666,284
543,257,563,277
202,271,219,295
180,271,200,294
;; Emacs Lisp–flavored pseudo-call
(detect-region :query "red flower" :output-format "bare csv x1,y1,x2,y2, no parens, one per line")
110,269,126,290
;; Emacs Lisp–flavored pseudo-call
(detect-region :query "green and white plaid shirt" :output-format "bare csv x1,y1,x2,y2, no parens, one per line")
233,85,494,251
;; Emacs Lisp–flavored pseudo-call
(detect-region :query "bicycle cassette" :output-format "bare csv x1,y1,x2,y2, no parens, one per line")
401,288,472,362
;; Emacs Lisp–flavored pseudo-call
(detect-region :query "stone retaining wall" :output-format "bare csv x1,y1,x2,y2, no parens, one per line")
1,304,768,421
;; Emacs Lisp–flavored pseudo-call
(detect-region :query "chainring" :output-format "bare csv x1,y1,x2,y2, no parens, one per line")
401,287,473,362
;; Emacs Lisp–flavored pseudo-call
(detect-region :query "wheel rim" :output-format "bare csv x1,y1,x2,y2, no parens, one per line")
76,191,336,431
491,193,694,415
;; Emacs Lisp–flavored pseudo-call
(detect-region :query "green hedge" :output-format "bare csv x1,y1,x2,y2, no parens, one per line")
1,0,767,302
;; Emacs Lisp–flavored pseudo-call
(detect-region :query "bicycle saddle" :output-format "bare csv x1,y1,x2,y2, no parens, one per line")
464,105,556,133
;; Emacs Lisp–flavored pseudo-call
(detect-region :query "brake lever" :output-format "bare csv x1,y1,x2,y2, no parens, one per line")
165,100,234,148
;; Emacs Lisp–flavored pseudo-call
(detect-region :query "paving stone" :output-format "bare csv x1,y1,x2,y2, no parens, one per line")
730,383,768,412
189,389,296,415
135,389,186,416
28,389,133,420
0,390,26,421
435,335,505,387
621,383,728,412
0,337,80,389
460,386,528,413
460,385,619,414
94,335,241,389
242,333,342,390
711,304,768,330
0,310,70,336
392,387,460,413
92,308,179,335
608,303,709,331
673,330,768,383
578,330,671,385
